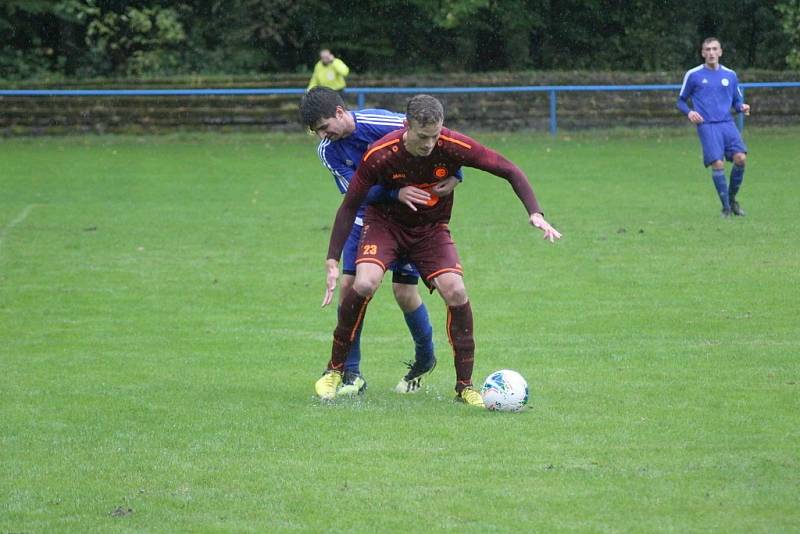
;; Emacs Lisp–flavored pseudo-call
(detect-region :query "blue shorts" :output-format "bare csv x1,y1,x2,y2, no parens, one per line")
342,223,420,284
697,121,747,167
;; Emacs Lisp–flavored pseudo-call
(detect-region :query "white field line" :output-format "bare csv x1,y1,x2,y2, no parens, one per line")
0,204,38,256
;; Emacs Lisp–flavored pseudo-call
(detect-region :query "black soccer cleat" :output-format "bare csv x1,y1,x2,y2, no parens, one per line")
730,200,746,216
394,356,437,393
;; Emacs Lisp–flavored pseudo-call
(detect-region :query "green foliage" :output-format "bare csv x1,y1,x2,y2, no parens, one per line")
410,0,490,29
777,0,800,69
66,0,187,76
0,0,796,80
0,45,57,80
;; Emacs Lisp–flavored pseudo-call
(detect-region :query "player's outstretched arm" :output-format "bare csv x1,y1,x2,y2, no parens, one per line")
322,259,339,307
529,213,562,243
458,137,560,242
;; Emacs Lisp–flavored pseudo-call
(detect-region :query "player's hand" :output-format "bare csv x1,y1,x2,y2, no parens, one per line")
322,259,339,307
397,186,431,212
740,103,751,116
687,111,704,124
530,213,562,243
431,176,459,197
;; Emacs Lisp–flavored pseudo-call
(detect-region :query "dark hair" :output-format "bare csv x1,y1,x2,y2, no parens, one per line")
299,87,347,128
406,94,444,126
701,37,721,49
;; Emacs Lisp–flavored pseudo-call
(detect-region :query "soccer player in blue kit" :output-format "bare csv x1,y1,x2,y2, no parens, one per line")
299,87,460,397
677,37,751,217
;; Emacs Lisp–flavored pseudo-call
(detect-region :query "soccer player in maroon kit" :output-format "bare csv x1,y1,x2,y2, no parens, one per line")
315,95,561,406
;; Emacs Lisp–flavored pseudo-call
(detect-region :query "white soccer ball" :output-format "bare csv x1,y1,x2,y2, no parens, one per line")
480,369,529,412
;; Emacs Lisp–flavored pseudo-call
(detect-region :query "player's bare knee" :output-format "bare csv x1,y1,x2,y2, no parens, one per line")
392,283,422,312
711,160,725,170
353,263,385,296
436,277,468,306
733,153,746,166
353,275,381,296
442,286,468,306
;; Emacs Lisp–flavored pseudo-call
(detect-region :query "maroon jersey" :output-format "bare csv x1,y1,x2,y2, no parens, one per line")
327,127,541,261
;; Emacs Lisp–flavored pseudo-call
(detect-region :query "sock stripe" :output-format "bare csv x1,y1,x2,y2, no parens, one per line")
349,295,372,342
445,307,454,350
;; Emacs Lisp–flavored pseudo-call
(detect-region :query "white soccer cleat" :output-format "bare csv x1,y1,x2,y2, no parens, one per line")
394,357,436,394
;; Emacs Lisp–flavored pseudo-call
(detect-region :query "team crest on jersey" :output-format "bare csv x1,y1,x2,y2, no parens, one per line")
721,78,729,86
433,165,448,179
345,159,353,166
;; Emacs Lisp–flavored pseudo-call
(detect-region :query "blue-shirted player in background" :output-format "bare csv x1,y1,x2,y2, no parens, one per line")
677,37,751,217
300,87,460,396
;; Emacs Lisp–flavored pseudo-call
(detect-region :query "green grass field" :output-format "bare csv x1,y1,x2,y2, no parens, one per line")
2,127,799,532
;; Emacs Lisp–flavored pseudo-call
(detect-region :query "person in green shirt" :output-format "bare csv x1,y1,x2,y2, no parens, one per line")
307,49,350,92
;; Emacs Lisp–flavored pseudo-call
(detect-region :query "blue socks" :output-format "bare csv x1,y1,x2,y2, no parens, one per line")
342,302,435,373
711,165,745,209
711,168,730,210
404,303,435,365
729,164,745,200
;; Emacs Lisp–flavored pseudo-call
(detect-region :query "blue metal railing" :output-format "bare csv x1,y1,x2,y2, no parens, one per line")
2,82,798,135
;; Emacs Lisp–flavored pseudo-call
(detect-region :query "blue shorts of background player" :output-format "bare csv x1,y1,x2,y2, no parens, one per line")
697,121,748,167
342,223,420,283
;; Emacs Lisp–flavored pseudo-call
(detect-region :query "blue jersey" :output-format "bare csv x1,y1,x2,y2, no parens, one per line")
677,64,745,123
317,109,406,225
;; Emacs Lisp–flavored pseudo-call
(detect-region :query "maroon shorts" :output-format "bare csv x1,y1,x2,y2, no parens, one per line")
356,212,463,286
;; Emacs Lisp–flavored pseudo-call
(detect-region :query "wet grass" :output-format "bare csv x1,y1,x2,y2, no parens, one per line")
1,127,798,531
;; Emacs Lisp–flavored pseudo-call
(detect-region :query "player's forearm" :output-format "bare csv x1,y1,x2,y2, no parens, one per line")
475,149,541,214
327,174,370,260
676,98,691,115
327,204,358,261
507,174,541,215
733,94,745,112
364,184,395,205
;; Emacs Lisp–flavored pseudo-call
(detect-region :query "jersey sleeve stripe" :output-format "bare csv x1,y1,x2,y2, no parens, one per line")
439,135,472,150
363,138,400,161
679,65,703,96
317,139,348,193
356,112,404,120
358,118,405,126
357,113,404,121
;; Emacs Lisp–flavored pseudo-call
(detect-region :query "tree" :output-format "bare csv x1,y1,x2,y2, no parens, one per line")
65,0,187,76
777,0,800,68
